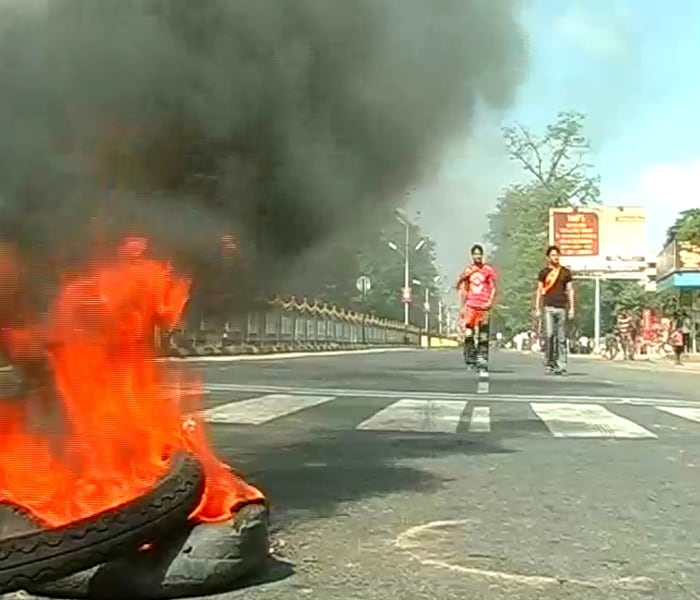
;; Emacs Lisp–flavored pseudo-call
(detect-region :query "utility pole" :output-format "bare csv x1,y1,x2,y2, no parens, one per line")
594,274,601,352
403,221,410,326
388,210,427,340
423,287,430,333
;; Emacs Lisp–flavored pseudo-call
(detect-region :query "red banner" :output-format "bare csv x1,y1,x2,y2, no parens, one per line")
551,210,599,257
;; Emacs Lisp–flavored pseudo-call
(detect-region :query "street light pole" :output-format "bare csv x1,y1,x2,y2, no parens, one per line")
594,274,601,352
403,219,410,326
390,210,426,331
423,287,429,333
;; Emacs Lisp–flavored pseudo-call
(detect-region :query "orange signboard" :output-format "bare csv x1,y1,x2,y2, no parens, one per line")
551,210,599,256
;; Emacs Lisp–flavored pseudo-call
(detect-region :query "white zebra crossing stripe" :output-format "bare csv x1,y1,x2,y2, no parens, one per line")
200,383,698,409
198,391,679,439
469,406,490,432
202,394,335,425
357,399,468,434
656,406,700,424
530,403,657,439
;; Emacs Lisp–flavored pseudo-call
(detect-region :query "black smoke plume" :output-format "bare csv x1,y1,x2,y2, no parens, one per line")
0,0,527,307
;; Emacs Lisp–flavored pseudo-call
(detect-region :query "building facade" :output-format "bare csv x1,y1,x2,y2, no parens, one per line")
656,239,700,352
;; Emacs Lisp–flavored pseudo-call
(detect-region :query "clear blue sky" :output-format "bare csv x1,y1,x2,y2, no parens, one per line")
508,0,700,253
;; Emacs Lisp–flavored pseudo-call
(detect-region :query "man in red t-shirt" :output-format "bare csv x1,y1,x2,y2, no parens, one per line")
455,244,497,372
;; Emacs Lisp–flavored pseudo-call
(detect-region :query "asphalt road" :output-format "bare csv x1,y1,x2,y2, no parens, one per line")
176,348,700,600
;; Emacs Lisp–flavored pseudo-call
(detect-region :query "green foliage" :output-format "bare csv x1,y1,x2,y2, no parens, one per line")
654,290,680,315
501,111,600,207
666,208,700,244
572,279,659,337
488,112,600,336
488,110,671,338
487,184,549,334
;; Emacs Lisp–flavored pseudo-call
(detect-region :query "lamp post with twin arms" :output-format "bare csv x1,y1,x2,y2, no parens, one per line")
387,210,425,327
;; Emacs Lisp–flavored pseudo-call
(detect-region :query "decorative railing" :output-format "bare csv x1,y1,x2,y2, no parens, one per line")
164,296,421,356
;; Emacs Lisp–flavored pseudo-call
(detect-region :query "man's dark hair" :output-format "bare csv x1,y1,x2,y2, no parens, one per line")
471,244,483,254
546,245,560,256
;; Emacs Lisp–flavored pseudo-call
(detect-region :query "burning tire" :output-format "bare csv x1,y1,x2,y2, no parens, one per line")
0,452,204,595
29,502,271,599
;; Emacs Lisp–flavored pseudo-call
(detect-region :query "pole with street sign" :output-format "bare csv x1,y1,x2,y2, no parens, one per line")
356,275,371,296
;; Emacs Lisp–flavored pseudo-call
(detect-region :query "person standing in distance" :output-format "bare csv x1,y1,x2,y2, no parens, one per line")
535,245,574,375
455,244,497,373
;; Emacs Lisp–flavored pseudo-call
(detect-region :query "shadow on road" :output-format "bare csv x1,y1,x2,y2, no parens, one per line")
228,556,296,592
219,429,515,529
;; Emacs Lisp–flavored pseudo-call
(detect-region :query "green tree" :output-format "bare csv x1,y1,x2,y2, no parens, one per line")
576,279,658,337
488,112,600,336
487,184,549,334
666,208,700,243
501,110,600,207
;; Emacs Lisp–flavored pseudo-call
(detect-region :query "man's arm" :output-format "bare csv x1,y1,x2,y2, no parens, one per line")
455,268,470,290
534,269,545,314
566,279,575,315
535,281,544,311
488,269,497,308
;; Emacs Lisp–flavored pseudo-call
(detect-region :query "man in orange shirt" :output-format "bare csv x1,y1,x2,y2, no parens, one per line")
455,244,497,373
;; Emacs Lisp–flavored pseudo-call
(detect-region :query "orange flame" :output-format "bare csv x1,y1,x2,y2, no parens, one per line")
0,237,264,528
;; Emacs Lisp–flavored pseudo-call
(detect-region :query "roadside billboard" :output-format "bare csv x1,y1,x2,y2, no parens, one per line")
657,239,700,281
548,206,648,275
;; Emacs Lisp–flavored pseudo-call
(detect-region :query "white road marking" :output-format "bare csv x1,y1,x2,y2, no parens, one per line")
530,403,657,439
202,393,335,425
200,383,695,409
469,407,490,432
656,406,700,424
395,519,656,591
476,372,489,394
357,399,468,434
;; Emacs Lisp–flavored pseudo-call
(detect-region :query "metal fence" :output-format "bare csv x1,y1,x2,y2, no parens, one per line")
165,296,421,356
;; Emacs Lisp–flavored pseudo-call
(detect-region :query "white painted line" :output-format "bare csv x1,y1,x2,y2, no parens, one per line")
656,406,700,424
394,519,656,592
202,393,335,425
357,399,468,434
199,383,695,409
469,407,490,432
530,403,657,439
476,371,489,394
160,347,416,363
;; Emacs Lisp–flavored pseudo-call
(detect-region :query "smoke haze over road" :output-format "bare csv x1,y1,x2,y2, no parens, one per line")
0,0,528,295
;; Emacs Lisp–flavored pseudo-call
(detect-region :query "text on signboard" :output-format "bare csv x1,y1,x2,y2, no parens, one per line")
552,211,599,256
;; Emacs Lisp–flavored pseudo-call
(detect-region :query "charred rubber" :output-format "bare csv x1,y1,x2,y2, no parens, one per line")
0,452,205,594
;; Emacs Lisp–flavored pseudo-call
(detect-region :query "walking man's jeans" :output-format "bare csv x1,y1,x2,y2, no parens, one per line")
544,306,567,370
